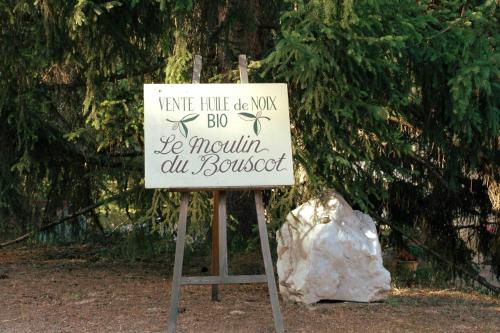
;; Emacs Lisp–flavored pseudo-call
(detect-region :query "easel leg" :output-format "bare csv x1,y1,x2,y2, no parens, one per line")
218,191,228,278
254,190,285,333
211,191,220,301
167,192,190,333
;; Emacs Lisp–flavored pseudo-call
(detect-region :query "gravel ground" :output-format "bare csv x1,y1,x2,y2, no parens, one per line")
1,245,499,333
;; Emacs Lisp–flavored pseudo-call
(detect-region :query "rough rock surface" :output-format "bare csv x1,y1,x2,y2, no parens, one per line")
277,191,391,304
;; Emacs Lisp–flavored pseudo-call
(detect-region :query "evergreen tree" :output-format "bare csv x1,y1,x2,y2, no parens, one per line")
0,0,498,280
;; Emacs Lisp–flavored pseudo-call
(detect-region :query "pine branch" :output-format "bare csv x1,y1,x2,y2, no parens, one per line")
40,62,165,89
409,153,451,191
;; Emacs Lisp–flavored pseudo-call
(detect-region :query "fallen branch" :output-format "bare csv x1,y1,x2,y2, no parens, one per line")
454,222,499,231
0,185,143,248
375,213,500,294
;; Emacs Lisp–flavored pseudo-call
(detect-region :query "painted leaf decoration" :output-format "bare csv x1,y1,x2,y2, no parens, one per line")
181,113,199,123
253,119,261,135
256,111,262,117
238,112,256,120
172,122,179,130
180,122,188,137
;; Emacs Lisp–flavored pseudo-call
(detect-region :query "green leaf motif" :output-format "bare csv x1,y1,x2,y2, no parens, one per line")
238,112,256,120
253,119,261,135
239,112,270,135
166,113,199,137
181,113,200,123
180,122,188,138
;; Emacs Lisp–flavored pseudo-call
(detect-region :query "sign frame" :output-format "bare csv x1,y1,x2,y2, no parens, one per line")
143,82,294,190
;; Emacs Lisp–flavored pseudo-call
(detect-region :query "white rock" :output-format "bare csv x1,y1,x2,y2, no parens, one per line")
276,190,391,304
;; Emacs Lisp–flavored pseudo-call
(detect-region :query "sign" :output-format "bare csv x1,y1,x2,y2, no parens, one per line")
144,83,294,189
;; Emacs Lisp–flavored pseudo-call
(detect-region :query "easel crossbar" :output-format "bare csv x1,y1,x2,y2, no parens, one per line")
181,274,267,285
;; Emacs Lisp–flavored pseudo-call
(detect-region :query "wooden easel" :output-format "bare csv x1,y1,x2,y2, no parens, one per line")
167,55,285,333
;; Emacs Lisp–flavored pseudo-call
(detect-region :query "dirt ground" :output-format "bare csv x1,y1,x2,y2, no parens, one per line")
0,245,499,333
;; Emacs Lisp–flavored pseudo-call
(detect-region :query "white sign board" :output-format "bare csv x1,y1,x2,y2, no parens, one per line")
144,83,294,189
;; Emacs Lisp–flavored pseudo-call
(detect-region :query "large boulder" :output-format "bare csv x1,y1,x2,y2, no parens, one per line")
276,191,391,304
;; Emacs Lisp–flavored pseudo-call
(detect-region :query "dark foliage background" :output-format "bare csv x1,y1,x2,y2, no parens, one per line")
0,0,498,283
